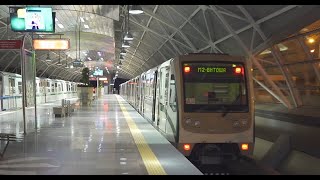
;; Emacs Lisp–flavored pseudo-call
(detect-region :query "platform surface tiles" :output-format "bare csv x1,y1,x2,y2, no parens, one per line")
0,95,202,175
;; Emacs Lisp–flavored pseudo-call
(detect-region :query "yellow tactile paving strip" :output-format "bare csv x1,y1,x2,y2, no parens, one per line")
116,95,167,175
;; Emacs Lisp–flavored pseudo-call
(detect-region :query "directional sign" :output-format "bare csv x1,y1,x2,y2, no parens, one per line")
0,40,22,49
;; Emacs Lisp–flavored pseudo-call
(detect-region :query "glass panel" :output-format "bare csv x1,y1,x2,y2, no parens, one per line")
18,82,22,94
169,74,176,112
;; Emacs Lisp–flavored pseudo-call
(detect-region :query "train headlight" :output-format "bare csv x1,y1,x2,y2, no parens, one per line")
185,118,192,124
194,121,200,127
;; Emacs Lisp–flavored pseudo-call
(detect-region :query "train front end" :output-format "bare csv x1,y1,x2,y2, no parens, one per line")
174,54,254,164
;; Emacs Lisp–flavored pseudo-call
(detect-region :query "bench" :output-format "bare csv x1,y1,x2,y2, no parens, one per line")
0,133,17,158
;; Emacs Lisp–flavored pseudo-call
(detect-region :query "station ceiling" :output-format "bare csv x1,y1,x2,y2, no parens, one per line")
0,5,319,81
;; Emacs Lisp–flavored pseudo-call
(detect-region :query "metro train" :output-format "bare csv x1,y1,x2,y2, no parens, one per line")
0,71,78,111
120,53,255,164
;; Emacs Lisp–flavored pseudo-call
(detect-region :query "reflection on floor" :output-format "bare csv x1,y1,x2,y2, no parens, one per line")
0,96,147,175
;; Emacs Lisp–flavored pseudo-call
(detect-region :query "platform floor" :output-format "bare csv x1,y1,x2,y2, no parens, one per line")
0,95,202,175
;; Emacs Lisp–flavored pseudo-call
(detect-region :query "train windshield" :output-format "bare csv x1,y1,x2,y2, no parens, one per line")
183,62,249,112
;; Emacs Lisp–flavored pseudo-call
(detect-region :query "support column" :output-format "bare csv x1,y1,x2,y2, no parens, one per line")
297,37,320,83
271,46,303,107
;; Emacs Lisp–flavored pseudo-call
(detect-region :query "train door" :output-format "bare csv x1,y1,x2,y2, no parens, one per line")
134,78,139,108
157,66,170,132
140,74,145,114
137,77,142,111
152,71,158,123
164,60,178,143
0,74,2,111
8,77,16,109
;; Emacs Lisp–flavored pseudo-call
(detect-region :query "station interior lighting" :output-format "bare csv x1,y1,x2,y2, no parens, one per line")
129,5,144,14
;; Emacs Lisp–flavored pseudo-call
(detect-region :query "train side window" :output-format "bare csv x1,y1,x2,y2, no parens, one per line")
18,82,22,94
169,74,176,112
9,78,15,94
51,83,55,93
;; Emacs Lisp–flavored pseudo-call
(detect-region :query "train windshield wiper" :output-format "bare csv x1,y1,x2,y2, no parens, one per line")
221,94,241,117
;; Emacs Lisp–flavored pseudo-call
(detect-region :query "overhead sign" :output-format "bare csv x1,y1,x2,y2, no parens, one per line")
72,60,84,67
0,40,22,49
33,39,70,50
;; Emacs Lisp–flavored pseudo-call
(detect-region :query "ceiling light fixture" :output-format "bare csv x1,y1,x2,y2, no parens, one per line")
80,17,85,22
129,5,144,14
308,38,315,43
124,31,133,41
57,23,64,28
120,48,126,55
122,41,130,48
84,24,89,29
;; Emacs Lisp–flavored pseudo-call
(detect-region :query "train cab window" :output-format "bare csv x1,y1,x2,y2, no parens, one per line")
183,62,248,112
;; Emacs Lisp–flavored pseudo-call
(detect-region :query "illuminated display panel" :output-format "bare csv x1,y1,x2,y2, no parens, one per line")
33,39,70,50
93,69,103,76
10,7,55,32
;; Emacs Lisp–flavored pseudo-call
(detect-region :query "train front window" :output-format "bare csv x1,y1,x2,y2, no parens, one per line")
183,62,248,112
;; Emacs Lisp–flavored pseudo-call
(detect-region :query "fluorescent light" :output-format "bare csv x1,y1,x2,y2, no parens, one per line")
260,44,288,55
124,32,133,41
57,23,64,28
129,5,144,14
129,10,143,14
88,57,92,60
117,65,120,69
84,24,89,29
55,17,58,22
120,48,126,55
80,17,85,22
122,41,130,48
